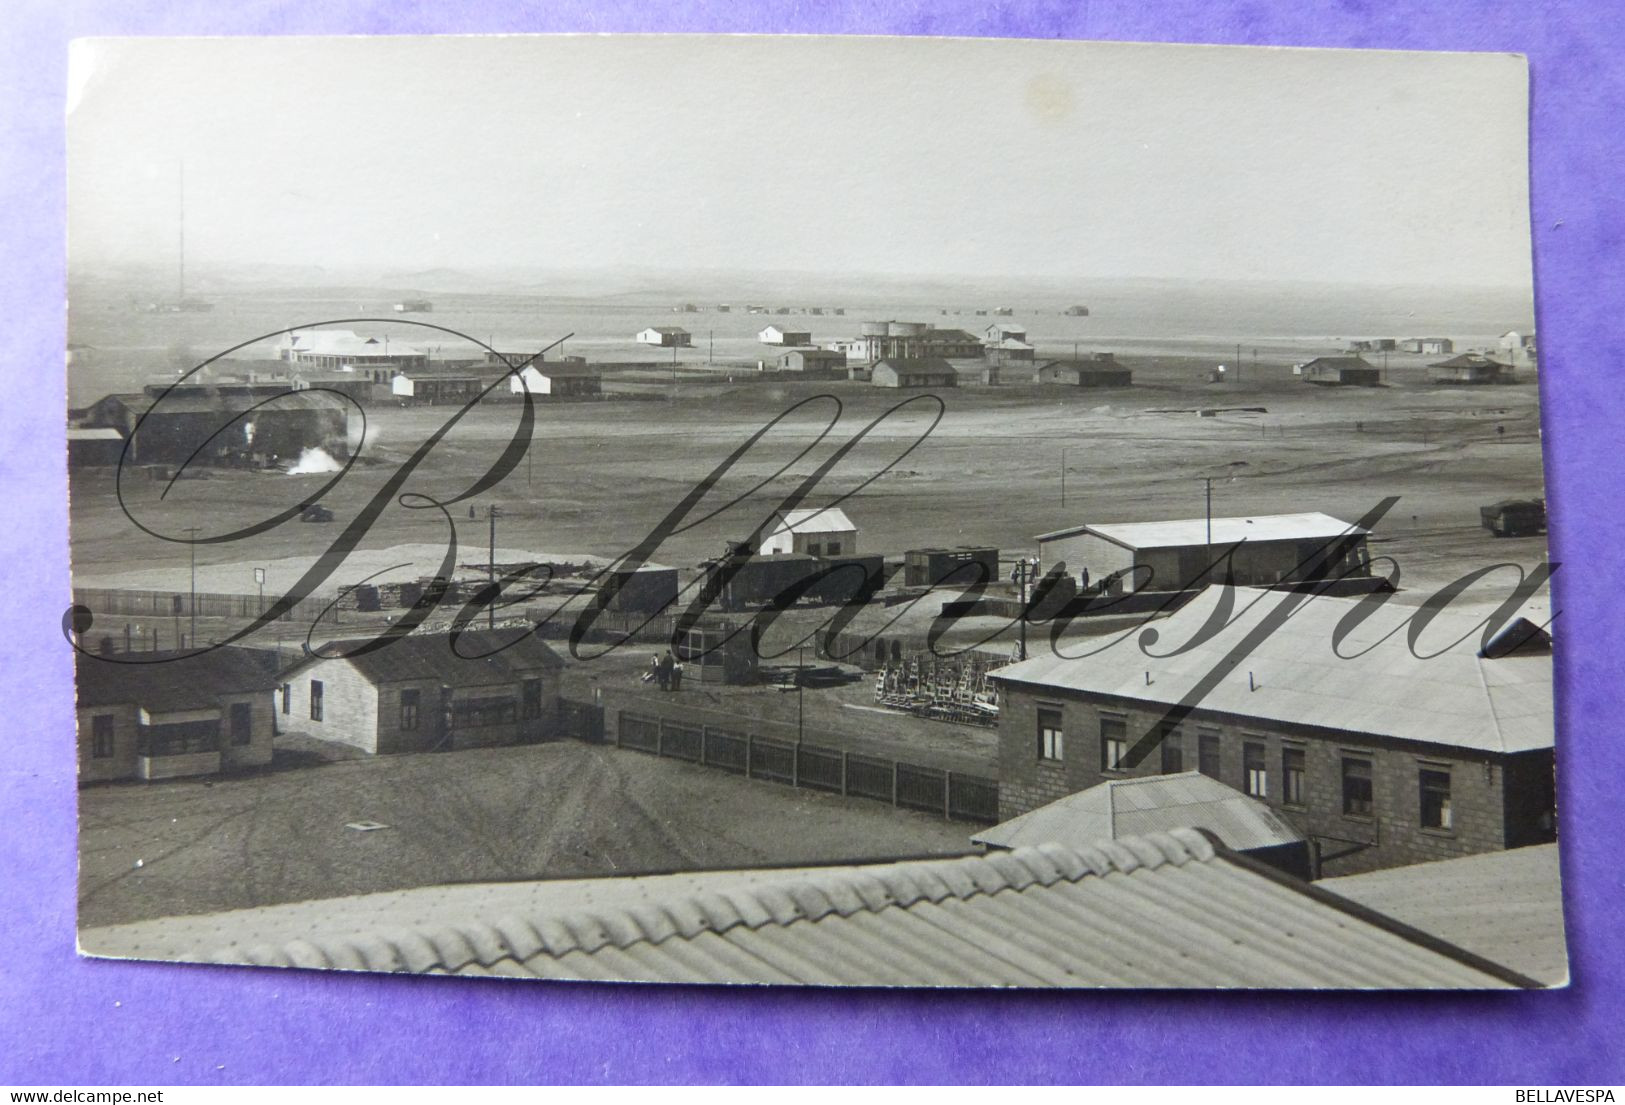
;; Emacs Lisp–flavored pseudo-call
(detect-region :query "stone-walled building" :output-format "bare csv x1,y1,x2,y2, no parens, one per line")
989,586,1555,875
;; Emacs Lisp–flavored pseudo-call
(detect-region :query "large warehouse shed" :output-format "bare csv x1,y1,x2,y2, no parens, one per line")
1036,511,1372,595
84,391,352,468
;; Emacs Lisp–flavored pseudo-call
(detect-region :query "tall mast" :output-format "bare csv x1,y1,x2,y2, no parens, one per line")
177,159,185,302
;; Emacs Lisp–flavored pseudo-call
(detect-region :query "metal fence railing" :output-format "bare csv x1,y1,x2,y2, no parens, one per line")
614,710,999,823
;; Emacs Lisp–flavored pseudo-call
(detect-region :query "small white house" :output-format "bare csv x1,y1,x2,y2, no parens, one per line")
636,327,691,347
759,325,812,346
761,507,858,557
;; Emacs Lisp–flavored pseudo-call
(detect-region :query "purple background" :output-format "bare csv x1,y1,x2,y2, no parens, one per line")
4,0,1621,1085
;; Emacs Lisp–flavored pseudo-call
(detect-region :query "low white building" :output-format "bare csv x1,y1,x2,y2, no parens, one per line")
761,506,858,557
636,327,691,347
759,325,812,346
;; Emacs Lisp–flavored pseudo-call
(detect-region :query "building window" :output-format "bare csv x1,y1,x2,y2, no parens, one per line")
1243,741,1267,798
400,688,420,731
309,679,324,722
806,543,822,558
92,714,115,759
825,541,842,557
1100,716,1127,772
281,683,291,715
1420,768,1453,831
1159,725,1183,774
1037,706,1064,762
1342,757,1373,817
229,702,253,746
1198,732,1221,779
522,678,544,721
1282,747,1305,807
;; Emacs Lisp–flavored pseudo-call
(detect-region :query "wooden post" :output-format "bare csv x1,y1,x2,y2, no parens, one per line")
891,762,899,808
746,734,754,779
792,743,800,788
841,751,849,796
656,720,664,757
943,772,952,821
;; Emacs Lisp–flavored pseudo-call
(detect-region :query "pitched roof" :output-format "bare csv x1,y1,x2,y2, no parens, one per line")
973,772,1305,853
642,326,690,336
76,647,282,712
279,331,426,358
78,829,1536,988
1318,844,1566,986
283,629,563,686
68,427,124,441
1037,511,1367,548
1301,356,1376,372
770,506,856,536
874,357,956,375
1430,353,1509,369
989,586,1554,756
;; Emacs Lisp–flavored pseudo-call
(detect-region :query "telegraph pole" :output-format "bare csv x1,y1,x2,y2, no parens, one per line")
487,505,501,630
1204,477,1213,581
185,526,200,648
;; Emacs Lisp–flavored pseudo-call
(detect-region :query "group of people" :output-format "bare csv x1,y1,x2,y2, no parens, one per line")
644,650,685,691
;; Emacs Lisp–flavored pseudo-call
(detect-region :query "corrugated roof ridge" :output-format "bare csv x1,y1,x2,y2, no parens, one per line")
214,832,1222,972
1472,650,1510,754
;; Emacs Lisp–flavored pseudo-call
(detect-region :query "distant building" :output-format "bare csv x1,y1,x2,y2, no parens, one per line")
391,372,484,405
1428,353,1517,386
278,630,565,755
986,337,1036,364
1299,356,1381,387
758,325,812,346
83,391,352,467
1064,305,1091,317
67,426,124,469
1035,511,1372,596
762,506,857,557
984,323,1027,343
1036,354,1132,387
1499,331,1537,366
775,348,847,375
989,585,1556,875
833,322,984,362
392,299,433,313
636,327,692,347
1400,338,1454,355
903,546,999,589
276,330,429,373
598,564,679,614
507,363,603,398
870,357,959,389
76,648,279,784
973,772,1315,878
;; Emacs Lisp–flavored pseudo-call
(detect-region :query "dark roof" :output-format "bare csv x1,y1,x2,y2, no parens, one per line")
533,363,600,378
920,328,981,343
1301,356,1376,372
76,648,283,711
87,829,1539,988
875,357,956,375
92,391,350,417
1430,353,1508,369
285,629,564,686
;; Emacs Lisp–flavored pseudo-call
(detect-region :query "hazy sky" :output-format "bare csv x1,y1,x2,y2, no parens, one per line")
67,35,1533,286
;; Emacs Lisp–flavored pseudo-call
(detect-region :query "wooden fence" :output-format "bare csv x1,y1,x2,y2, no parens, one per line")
612,709,999,823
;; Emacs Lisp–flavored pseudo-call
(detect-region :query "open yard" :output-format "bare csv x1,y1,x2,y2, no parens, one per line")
77,740,975,929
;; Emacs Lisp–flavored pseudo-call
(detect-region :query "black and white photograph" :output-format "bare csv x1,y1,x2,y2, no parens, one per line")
65,34,1560,988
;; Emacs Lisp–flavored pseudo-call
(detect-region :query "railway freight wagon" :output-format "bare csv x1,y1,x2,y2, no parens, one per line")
703,553,886,611
1480,499,1547,537
903,547,999,589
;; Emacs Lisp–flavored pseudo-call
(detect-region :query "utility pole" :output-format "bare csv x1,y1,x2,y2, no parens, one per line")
1060,446,1067,509
185,526,200,648
1235,343,1242,384
1015,558,1032,661
796,643,805,748
1204,478,1213,575
487,505,501,630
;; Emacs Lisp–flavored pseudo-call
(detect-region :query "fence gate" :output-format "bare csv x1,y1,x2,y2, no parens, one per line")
559,699,606,743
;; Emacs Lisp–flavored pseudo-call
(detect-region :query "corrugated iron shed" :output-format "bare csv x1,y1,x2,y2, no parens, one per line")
990,586,1553,756
1039,511,1367,549
1319,844,1566,986
79,829,1536,988
770,507,856,537
973,772,1304,853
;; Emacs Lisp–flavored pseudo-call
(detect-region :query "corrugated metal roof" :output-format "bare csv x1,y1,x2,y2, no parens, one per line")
990,586,1554,755
1319,844,1566,986
78,829,1536,988
282,629,563,687
1056,511,1368,550
973,772,1304,853
771,507,856,536
76,647,282,711
68,427,124,441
